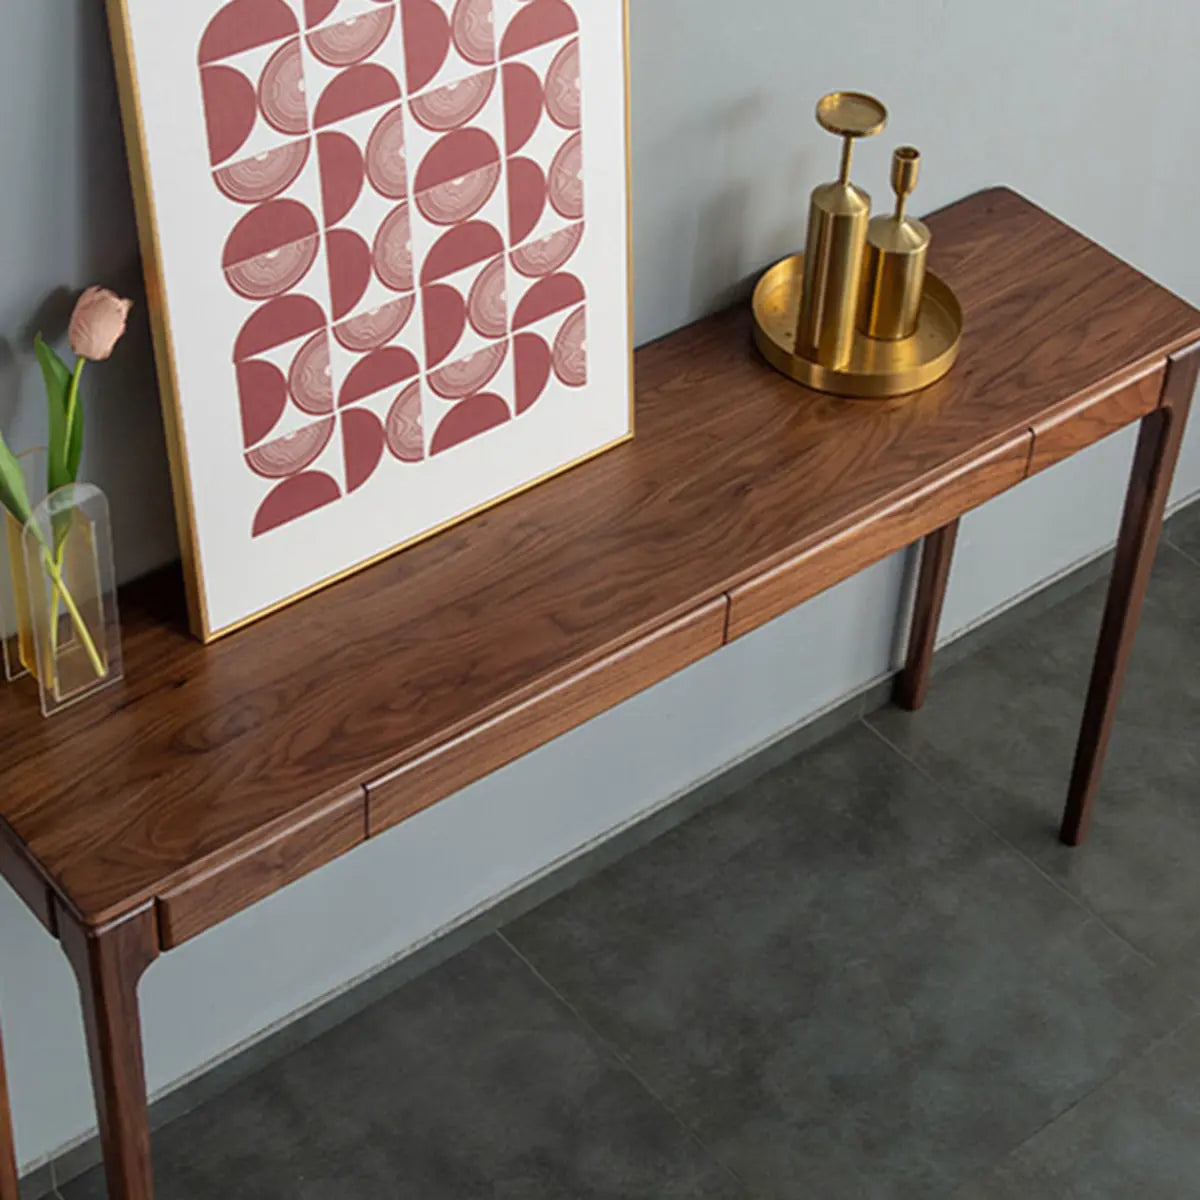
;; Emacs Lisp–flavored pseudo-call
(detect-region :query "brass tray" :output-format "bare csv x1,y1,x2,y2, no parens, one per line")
752,253,963,398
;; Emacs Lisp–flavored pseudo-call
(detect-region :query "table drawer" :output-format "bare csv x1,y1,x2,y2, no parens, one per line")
367,598,729,837
1028,366,1164,476
158,792,365,948
727,432,1031,641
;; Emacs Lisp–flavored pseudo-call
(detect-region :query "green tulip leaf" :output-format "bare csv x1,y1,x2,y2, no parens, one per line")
0,430,33,529
34,333,74,491
34,332,69,400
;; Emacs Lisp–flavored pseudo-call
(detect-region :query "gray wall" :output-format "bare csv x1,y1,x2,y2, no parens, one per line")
3,0,1199,1174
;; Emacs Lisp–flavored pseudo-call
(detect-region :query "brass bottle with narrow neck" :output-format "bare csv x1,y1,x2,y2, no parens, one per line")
859,146,930,340
795,92,886,370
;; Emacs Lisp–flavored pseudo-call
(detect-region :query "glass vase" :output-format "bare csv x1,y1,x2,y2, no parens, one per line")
0,447,48,681
13,483,122,716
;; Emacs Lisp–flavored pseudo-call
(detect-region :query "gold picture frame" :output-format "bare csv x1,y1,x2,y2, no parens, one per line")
105,0,635,642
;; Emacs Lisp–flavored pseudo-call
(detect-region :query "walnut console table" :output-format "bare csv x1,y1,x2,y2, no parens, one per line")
2,189,1198,1198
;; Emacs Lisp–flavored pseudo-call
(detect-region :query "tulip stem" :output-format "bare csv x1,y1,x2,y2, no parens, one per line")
63,358,85,481
32,527,105,679
44,554,105,678
48,541,66,662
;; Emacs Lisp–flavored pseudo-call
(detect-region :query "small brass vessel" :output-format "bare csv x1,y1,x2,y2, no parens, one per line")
753,92,962,398
860,147,930,340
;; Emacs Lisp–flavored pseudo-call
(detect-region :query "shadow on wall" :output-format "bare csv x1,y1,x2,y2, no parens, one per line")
633,86,818,344
68,0,178,584
690,98,821,319
687,97,761,315
20,288,76,351
0,341,16,436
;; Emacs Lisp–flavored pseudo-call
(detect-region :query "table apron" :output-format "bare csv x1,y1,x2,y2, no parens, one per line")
0,818,56,935
367,597,730,837
1029,365,1165,476
157,793,366,950
726,431,1033,640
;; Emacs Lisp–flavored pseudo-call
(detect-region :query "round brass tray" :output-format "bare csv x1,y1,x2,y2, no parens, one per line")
752,253,963,399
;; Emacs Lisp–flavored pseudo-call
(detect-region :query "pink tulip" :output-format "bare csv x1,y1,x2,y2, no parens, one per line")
68,287,133,362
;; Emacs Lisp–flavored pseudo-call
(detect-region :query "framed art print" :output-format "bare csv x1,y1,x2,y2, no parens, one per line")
106,0,633,640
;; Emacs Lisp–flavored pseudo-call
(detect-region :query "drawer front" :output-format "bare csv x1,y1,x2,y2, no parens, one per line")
727,432,1031,641
1028,367,1164,476
367,598,729,837
158,792,365,948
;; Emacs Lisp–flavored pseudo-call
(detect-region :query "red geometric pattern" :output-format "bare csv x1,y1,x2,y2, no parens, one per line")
197,0,587,537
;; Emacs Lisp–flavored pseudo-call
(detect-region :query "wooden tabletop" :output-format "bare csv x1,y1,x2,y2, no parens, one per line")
2,188,1198,943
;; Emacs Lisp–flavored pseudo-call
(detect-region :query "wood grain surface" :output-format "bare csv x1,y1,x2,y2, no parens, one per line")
368,598,728,835
0,1009,16,1200
0,816,55,934
157,790,366,949
58,905,158,1200
0,187,1197,934
725,432,1029,640
1060,347,1200,844
894,519,961,713
1029,365,1165,475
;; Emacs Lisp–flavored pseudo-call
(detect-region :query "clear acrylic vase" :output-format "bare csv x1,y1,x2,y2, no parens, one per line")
13,482,123,716
1,447,48,682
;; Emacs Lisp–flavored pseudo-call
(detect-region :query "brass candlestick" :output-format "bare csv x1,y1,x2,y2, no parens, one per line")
795,92,886,370
753,91,963,399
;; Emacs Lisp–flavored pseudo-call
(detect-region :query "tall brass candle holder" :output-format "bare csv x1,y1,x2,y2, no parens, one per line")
752,91,963,398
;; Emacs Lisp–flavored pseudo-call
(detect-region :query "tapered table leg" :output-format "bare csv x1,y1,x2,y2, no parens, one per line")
894,519,960,712
0,1011,18,1200
1060,346,1199,845
57,903,159,1200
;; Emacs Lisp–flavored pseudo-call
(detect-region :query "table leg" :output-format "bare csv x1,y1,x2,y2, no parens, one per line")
57,903,159,1200
0,1010,18,1200
894,518,960,711
1060,346,1200,845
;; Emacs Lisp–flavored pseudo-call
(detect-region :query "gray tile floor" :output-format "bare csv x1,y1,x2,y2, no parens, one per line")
61,503,1200,1199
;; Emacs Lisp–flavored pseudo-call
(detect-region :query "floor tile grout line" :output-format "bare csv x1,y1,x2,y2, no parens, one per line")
857,714,1163,972
973,1009,1200,1181
1163,535,1200,571
859,712,1158,969
494,931,759,1199
497,931,759,1198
